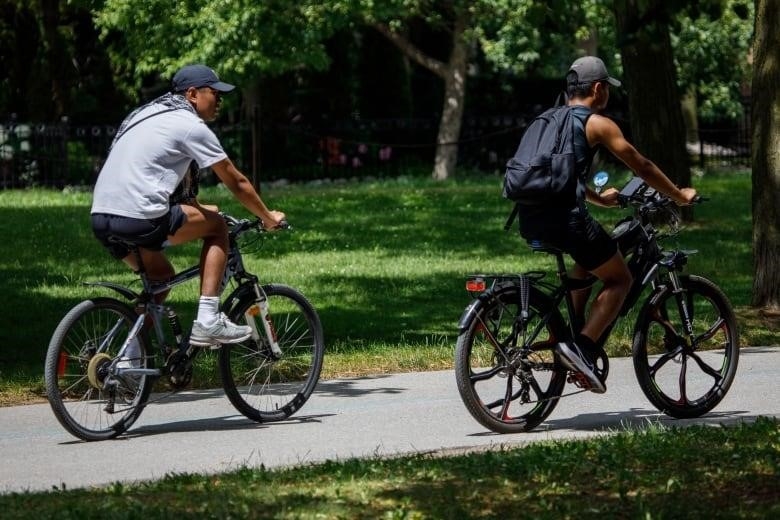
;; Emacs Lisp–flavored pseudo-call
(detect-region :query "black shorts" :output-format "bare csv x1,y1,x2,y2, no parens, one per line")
517,206,618,271
91,206,187,259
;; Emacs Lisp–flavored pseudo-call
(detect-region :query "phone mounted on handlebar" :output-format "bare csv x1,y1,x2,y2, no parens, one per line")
618,177,663,207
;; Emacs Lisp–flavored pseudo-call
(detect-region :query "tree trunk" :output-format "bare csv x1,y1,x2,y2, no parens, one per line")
373,13,470,181
751,0,780,311
613,1,691,213
38,0,67,118
433,15,468,181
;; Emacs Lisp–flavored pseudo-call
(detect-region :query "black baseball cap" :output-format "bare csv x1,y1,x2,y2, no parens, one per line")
172,64,236,93
567,56,621,87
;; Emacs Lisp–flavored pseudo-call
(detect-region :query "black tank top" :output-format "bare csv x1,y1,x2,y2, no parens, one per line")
570,105,595,206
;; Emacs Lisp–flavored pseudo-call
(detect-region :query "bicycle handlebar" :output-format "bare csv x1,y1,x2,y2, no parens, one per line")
220,213,290,239
617,178,705,214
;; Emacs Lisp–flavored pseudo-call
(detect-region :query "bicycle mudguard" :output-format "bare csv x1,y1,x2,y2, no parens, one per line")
457,297,484,333
458,285,525,334
457,283,563,335
83,281,139,301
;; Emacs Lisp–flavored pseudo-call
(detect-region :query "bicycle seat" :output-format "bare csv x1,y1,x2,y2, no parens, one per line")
527,239,563,255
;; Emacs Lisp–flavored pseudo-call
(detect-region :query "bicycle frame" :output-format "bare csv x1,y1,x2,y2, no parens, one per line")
87,218,283,385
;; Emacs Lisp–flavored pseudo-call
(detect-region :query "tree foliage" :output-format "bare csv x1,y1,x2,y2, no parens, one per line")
673,0,753,122
95,0,349,98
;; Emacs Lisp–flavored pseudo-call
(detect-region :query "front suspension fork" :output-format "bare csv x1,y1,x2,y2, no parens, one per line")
667,272,696,346
246,285,283,358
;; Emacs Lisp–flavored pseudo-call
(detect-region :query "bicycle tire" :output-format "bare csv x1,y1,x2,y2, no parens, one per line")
44,298,154,441
455,284,568,433
632,275,739,419
220,284,324,422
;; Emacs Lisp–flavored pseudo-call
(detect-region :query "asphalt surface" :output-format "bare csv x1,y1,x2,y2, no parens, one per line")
1,346,777,494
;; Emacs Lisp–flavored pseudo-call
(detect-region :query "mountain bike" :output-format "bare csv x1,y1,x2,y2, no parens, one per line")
44,214,324,441
454,174,739,433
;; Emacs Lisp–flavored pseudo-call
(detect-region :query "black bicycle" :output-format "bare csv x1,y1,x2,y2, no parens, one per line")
45,214,324,441
455,174,739,433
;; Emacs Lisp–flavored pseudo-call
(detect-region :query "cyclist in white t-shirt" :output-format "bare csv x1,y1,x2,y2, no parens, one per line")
91,64,285,351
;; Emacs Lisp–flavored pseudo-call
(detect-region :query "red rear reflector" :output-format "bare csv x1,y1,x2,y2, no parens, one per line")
58,352,68,377
466,278,486,292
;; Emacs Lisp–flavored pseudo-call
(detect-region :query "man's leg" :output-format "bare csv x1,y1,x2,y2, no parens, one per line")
166,204,251,346
166,204,229,296
580,251,632,343
569,263,592,327
556,252,631,390
121,249,176,302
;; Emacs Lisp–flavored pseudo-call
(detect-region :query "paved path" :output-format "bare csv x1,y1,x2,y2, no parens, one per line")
1,347,777,494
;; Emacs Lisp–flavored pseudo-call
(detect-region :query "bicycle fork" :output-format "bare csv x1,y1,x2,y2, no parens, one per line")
244,284,283,358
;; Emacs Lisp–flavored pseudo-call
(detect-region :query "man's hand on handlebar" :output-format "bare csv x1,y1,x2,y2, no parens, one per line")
675,188,698,206
262,210,287,230
599,187,621,207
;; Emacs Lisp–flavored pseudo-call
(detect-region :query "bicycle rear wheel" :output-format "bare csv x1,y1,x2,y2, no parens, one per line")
220,284,324,422
455,285,568,433
44,298,154,441
632,275,739,418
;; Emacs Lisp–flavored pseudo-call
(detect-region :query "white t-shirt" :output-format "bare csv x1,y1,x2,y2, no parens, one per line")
91,104,227,219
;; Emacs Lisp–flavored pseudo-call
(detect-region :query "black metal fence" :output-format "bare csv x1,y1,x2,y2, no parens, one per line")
0,112,751,190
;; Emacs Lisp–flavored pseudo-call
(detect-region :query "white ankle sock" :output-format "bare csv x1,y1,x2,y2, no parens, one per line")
197,296,221,327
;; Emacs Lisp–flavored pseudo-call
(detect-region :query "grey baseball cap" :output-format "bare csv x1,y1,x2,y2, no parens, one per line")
568,56,621,87
172,64,236,93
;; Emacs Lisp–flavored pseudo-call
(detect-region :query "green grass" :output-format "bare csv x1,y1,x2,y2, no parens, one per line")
1,417,777,518
0,171,775,404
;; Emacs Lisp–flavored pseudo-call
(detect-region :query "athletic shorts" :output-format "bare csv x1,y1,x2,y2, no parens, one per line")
91,205,187,259
517,205,618,271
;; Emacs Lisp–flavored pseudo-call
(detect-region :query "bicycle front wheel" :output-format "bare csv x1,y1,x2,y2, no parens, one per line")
455,285,568,433
632,275,739,419
220,284,324,422
44,298,154,441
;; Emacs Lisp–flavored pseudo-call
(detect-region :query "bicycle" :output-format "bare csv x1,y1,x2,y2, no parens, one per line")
454,174,739,433
44,213,324,441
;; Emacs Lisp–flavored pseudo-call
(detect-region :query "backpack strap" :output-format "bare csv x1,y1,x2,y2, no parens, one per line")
112,107,179,147
554,91,569,107
504,202,520,231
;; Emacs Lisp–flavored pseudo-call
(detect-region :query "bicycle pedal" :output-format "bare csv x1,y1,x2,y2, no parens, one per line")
567,372,590,389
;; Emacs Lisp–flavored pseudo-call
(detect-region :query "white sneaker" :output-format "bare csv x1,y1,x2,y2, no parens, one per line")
190,313,252,347
555,342,606,393
116,337,142,369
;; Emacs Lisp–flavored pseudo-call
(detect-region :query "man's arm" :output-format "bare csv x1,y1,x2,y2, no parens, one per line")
586,115,696,205
210,157,285,228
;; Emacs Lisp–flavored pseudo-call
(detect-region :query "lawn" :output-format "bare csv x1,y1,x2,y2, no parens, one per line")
0,170,774,403
0,417,777,518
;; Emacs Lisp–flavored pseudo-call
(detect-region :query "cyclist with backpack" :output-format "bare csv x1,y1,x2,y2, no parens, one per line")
508,56,697,392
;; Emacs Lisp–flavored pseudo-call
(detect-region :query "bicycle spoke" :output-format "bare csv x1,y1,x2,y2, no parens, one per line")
648,348,682,378
687,351,725,381
470,364,505,383
498,377,513,419
677,354,689,403
694,317,726,344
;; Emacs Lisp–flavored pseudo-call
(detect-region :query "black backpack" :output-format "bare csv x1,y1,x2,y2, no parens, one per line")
503,105,580,207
